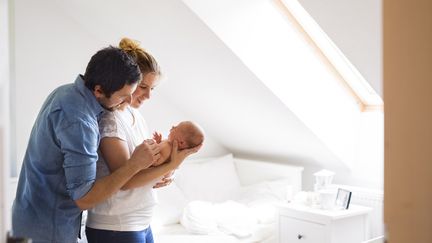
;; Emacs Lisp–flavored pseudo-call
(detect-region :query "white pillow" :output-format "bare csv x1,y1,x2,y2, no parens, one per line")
265,178,293,201
236,178,292,204
175,154,242,202
234,178,293,224
152,182,188,227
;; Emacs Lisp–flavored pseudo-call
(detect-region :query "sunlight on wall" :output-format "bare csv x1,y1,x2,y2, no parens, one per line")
183,0,383,187
282,0,383,107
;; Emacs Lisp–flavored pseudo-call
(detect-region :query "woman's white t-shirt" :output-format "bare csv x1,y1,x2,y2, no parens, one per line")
86,106,158,231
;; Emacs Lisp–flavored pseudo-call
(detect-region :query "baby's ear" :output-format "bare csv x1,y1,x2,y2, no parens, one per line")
178,140,186,149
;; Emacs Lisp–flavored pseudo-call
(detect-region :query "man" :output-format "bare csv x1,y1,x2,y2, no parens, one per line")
12,46,161,243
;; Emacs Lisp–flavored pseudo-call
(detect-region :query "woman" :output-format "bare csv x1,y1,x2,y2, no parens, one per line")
85,38,201,243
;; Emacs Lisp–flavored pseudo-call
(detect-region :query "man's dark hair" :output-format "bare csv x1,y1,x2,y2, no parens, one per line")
83,46,141,97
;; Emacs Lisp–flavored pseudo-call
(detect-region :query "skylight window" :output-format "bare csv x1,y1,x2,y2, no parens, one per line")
278,0,383,111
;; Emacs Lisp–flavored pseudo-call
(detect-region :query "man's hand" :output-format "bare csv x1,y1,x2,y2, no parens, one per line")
153,132,162,144
129,139,161,170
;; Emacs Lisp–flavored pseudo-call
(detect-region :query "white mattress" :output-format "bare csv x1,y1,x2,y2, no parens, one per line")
153,223,277,243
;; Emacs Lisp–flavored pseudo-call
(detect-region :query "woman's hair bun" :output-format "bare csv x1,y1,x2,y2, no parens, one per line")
118,37,161,77
119,37,142,52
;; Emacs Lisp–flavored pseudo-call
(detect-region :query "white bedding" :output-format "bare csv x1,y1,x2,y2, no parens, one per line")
157,181,284,242
153,174,292,242
153,223,276,243
181,200,258,237
151,154,302,243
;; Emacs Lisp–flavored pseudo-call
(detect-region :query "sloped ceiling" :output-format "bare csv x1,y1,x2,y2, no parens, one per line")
178,0,382,188
298,0,382,96
13,0,376,189
46,0,343,168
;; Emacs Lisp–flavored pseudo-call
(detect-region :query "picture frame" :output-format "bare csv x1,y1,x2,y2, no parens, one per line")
335,188,352,209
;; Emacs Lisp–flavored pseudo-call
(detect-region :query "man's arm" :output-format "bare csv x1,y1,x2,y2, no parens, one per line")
74,140,160,210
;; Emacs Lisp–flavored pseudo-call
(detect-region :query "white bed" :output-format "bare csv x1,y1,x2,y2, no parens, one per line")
154,223,277,243
151,154,304,243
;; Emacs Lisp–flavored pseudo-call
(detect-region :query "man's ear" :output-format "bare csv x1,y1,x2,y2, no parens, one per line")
93,85,104,99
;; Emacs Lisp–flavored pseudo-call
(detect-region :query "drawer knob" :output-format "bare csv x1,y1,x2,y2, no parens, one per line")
297,234,304,239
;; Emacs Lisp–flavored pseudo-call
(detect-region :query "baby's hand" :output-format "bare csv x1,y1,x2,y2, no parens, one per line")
153,131,162,143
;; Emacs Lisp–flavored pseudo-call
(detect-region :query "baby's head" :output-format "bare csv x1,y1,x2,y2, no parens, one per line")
168,121,204,150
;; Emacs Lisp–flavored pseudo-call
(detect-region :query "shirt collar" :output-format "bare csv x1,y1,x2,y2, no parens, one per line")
74,75,104,119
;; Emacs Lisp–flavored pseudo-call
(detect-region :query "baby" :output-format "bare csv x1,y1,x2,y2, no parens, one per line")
152,121,204,166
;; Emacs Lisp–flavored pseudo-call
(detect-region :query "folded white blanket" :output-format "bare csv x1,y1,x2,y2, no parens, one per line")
179,179,291,239
181,201,218,234
214,201,257,238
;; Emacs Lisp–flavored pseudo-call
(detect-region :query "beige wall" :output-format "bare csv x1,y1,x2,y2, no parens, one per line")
384,0,432,242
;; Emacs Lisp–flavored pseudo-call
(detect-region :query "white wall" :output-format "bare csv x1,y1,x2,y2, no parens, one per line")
10,0,382,195
298,0,382,96
12,0,103,174
1,0,11,236
139,92,229,158
11,0,228,174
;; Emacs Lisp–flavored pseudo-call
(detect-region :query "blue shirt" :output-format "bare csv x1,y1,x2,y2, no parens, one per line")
12,75,104,243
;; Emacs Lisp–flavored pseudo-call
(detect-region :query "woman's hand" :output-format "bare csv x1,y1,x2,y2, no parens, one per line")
153,171,175,188
153,141,201,188
169,140,202,169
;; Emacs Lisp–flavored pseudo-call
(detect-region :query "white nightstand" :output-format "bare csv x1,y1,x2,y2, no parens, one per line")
277,203,372,243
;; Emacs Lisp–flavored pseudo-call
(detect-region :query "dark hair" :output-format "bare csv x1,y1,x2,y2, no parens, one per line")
83,46,141,97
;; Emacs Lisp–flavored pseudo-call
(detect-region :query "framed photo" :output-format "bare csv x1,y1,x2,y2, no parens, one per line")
335,188,352,209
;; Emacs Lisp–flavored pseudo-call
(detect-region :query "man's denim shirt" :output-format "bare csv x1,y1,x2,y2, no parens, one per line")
12,75,104,243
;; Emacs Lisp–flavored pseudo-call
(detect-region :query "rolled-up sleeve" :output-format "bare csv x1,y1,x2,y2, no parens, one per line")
57,121,99,200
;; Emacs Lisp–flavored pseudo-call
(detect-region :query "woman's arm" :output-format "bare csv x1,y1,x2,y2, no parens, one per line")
100,137,201,190
122,140,202,190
